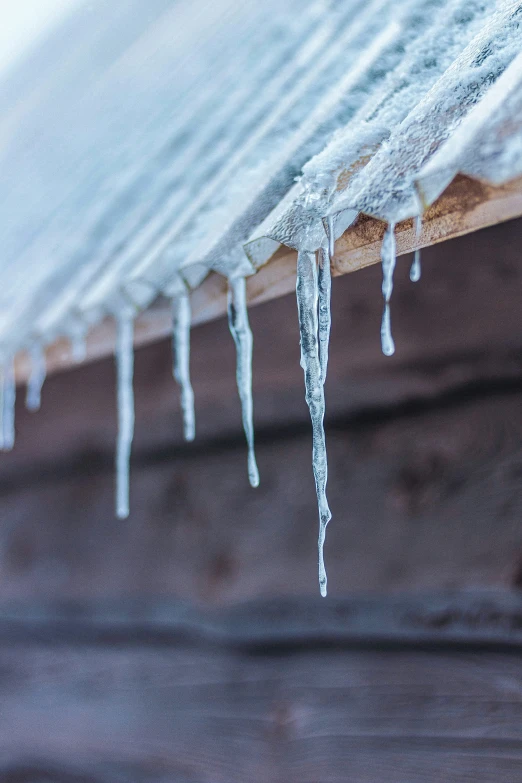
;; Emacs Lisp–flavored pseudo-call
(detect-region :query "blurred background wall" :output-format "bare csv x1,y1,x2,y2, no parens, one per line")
0,220,521,780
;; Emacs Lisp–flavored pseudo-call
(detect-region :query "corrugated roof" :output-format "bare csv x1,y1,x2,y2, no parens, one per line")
1,0,520,356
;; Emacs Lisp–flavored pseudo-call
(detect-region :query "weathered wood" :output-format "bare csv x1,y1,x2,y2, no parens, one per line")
2,219,522,602
15,176,522,381
2,380,522,601
1,595,522,782
1,216,521,783
2,592,522,649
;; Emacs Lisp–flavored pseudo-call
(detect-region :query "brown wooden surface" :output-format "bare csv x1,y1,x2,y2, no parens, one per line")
3,591,522,647
1,219,522,781
1,593,522,783
1,218,522,600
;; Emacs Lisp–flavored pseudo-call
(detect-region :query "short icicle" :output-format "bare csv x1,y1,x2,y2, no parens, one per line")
227,276,259,488
325,215,335,260
71,333,87,363
1,358,16,451
296,249,331,597
410,214,422,283
68,316,88,363
26,343,46,412
172,292,195,442
317,244,331,384
115,312,135,519
380,222,396,357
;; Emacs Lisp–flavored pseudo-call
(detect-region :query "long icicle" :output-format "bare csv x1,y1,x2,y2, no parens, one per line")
26,343,46,412
172,292,195,442
317,243,331,385
410,213,422,283
296,250,331,596
227,276,259,488
1,358,16,451
380,222,396,357
115,312,135,519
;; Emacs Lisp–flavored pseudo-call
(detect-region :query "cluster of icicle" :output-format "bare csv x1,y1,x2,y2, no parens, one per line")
111,276,259,523
1,216,422,595
295,214,422,596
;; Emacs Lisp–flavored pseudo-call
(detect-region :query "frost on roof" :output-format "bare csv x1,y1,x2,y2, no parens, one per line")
245,0,497,263
329,0,522,223
0,0,521,594
416,48,522,202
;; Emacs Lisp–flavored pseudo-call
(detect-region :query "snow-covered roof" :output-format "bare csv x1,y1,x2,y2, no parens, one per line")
0,0,521,593
0,0,520,356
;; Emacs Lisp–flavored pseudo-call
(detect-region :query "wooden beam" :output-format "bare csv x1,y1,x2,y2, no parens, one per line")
2,591,522,648
15,174,522,381
2,592,522,782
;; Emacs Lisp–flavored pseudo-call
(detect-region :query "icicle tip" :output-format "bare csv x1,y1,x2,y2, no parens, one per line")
248,457,260,488
116,505,129,520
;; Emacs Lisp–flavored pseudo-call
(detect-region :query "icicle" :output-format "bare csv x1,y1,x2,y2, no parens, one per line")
0,359,16,451
26,343,46,412
410,249,421,283
317,244,331,385
68,317,88,363
0,368,4,451
380,222,396,357
115,313,135,519
296,250,331,597
172,292,195,442
410,214,422,283
325,214,335,259
227,276,259,488
71,333,87,363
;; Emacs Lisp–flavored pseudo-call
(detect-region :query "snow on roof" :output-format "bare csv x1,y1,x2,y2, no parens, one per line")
0,0,521,593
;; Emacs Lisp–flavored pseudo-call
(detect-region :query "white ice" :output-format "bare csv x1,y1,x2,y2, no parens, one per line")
296,249,331,596
115,313,135,519
172,292,196,442
1,359,16,451
227,275,259,488
380,222,396,356
410,213,422,282
26,343,46,412
317,244,332,384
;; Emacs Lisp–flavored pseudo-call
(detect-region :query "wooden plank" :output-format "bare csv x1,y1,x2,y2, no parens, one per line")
2,218,522,603
2,591,522,648
15,174,522,382
2,380,522,602
1,594,522,782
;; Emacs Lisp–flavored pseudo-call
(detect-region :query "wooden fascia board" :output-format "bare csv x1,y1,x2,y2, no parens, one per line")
14,173,522,382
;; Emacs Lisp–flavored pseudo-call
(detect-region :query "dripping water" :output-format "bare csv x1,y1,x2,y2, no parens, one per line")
380,222,396,357
227,276,259,488
317,244,331,385
172,292,195,442
296,249,331,597
26,343,46,412
115,313,135,519
0,359,16,451
410,213,422,283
